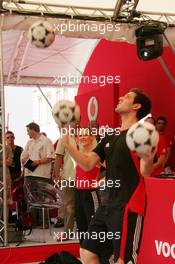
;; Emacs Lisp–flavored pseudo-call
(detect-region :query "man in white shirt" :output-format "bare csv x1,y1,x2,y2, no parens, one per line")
54,134,77,240
21,122,54,227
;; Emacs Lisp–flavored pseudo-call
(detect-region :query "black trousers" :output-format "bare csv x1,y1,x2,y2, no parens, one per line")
74,188,100,244
81,205,144,264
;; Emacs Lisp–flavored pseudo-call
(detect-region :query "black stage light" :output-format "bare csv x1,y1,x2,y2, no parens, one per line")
135,24,165,61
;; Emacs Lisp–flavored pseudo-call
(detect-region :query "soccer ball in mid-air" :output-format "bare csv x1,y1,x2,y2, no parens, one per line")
126,122,159,154
28,21,55,48
52,100,81,128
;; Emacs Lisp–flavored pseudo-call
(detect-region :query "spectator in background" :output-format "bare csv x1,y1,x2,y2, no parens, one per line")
75,128,100,244
5,131,23,183
89,121,106,184
54,131,77,240
21,122,54,228
145,117,166,176
53,137,64,228
155,116,173,169
54,120,80,231
0,128,13,220
89,120,100,143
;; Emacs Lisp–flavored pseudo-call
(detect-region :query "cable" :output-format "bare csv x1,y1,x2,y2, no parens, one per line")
158,57,175,86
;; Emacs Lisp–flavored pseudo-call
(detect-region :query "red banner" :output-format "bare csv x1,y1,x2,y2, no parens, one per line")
138,178,175,264
75,83,119,128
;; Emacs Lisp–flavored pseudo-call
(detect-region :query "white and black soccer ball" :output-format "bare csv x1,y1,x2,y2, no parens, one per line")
28,21,55,48
126,122,159,154
52,100,81,128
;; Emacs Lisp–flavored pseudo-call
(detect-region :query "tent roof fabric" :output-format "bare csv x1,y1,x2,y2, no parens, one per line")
1,0,175,86
2,29,99,86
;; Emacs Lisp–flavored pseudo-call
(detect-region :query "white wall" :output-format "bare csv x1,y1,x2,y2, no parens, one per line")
32,87,78,143
5,86,78,146
4,86,33,148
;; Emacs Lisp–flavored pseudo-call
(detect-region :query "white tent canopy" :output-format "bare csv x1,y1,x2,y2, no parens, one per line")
1,1,175,86
1,1,175,87
2,29,99,86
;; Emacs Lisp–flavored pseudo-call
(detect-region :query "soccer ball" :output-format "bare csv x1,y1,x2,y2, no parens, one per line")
28,21,55,48
126,122,159,154
52,100,81,128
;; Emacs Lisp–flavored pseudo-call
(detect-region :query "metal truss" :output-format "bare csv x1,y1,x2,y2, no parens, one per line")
2,0,114,21
139,11,175,27
0,107,6,246
113,0,140,22
0,15,8,246
2,0,175,26
113,0,175,26
0,19,5,245
0,114,4,244
7,31,30,85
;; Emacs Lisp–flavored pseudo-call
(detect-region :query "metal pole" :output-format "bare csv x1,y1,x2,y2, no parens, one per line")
0,14,8,246
37,85,52,109
7,0,114,11
157,32,175,87
163,32,175,55
158,57,175,86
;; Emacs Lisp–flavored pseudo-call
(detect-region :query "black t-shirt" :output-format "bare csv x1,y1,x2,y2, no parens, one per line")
9,145,23,181
93,130,140,209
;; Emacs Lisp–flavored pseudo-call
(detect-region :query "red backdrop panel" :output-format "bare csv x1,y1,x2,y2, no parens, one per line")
138,178,175,264
78,39,175,135
76,83,119,128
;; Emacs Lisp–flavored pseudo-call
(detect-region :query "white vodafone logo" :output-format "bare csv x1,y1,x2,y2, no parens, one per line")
173,201,175,224
87,96,98,121
154,202,175,260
